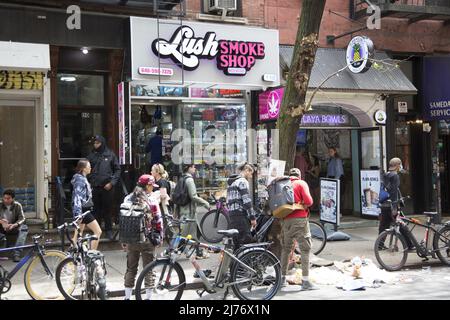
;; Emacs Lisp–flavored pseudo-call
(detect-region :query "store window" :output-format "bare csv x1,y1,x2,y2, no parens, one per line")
361,129,381,170
395,121,413,214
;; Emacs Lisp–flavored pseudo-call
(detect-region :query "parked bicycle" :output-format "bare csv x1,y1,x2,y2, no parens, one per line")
134,217,282,300
199,194,230,243
55,211,108,300
0,234,66,300
374,196,450,271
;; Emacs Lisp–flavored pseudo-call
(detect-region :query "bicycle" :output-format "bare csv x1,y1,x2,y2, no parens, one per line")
134,218,282,300
55,211,108,300
374,196,450,271
0,234,67,300
199,194,230,243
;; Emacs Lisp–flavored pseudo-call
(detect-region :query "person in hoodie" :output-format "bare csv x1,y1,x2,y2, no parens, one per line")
87,135,121,240
226,163,257,249
280,168,317,291
71,159,102,250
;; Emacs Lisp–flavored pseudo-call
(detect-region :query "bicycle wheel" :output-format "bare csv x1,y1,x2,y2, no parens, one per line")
230,248,281,300
374,230,408,271
433,225,450,266
135,259,186,300
294,221,327,256
199,209,230,243
55,257,86,300
24,249,67,300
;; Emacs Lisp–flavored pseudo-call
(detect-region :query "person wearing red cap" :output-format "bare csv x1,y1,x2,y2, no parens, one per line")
121,174,163,300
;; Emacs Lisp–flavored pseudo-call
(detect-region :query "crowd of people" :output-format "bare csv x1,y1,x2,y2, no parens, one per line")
0,132,406,298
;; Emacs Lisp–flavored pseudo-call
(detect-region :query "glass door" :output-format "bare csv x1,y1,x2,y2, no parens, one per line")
0,100,37,215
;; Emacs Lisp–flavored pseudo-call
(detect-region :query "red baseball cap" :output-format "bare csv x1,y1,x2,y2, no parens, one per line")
138,174,159,187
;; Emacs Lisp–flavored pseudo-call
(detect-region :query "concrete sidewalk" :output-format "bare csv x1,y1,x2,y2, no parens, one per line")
4,223,450,300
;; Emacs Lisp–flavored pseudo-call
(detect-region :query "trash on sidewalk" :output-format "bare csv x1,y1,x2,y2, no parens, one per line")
337,279,366,291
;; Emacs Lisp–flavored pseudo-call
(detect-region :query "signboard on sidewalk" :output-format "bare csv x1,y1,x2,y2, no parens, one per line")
320,178,340,226
360,170,381,217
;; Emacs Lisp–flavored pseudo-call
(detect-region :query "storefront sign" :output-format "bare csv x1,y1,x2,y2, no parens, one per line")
301,114,349,126
0,71,44,90
138,67,173,76
374,110,387,125
190,88,244,99
131,17,279,89
346,36,374,74
360,170,381,217
258,88,283,121
152,26,265,76
118,82,131,165
131,84,189,97
423,57,450,121
320,178,340,225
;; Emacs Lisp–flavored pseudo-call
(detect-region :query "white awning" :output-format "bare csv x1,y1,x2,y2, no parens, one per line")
0,41,50,71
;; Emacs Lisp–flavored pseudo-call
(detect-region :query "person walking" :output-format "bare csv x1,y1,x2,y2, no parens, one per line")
280,168,317,291
71,159,102,250
226,163,257,250
0,189,28,262
122,174,163,300
87,135,121,240
175,164,210,259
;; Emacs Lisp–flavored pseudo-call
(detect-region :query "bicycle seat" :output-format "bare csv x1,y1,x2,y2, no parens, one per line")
423,212,438,216
32,235,42,241
217,229,239,237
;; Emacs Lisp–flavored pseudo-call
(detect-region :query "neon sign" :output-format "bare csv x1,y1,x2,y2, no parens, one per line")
301,114,349,126
151,26,266,76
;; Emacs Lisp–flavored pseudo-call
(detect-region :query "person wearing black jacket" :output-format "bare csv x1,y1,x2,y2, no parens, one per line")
87,135,121,240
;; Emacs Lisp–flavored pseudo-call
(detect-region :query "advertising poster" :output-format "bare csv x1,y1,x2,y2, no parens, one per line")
320,178,340,225
360,170,381,217
267,159,286,186
258,87,284,122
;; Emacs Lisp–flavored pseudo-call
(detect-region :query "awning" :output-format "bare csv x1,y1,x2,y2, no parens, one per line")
0,41,50,71
280,46,417,95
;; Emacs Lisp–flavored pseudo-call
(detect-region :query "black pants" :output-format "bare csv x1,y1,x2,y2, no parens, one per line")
229,214,254,250
379,206,413,248
93,186,113,232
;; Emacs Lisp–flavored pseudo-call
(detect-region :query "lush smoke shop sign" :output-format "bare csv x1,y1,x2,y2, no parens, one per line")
346,36,374,74
152,26,265,76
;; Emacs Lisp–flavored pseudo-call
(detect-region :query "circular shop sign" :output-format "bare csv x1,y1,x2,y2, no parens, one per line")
346,36,374,74
374,110,387,125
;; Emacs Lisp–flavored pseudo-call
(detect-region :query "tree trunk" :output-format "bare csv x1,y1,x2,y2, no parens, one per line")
276,0,326,171
269,0,326,260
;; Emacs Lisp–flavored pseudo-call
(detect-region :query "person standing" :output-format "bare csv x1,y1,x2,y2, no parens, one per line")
122,174,163,300
145,128,163,170
305,154,320,212
87,135,121,240
326,147,344,180
151,163,171,216
280,168,317,291
71,159,102,250
0,189,28,262
175,164,210,259
226,163,257,250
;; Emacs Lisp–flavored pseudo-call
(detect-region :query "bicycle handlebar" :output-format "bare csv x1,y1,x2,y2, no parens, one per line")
386,196,411,205
56,211,91,231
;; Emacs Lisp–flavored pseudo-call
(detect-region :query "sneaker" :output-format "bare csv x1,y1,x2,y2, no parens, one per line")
13,254,21,263
195,250,209,260
301,280,319,291
377,243,388,251
193,269,214,279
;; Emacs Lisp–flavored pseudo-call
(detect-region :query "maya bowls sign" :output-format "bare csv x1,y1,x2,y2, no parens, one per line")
346,36,374,74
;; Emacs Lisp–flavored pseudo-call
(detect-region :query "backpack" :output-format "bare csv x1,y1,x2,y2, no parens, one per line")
267,176,299,219
378,172,390,205
119,202,147,244
171,175,191,206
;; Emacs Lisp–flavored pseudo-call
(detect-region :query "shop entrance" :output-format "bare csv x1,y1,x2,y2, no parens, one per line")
440,131,450,215
0,100,37,217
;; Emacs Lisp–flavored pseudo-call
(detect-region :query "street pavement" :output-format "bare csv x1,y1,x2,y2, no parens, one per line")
2,224,450,300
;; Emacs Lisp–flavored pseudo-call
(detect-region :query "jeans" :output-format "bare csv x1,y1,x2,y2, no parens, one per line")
0,224,29,257
379,206,413,248
229,214,254,250
93,186,113,232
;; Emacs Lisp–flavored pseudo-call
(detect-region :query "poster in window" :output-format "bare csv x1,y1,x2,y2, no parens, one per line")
360,170,381,217
320,178,340,225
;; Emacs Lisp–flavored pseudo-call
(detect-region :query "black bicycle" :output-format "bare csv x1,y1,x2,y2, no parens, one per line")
134,217,282,300
199,195,230,243
55,212,108,300
0,234,67,300
374,196,450,271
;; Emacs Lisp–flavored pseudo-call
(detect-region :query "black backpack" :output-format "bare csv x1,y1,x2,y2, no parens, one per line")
171,175,191,206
